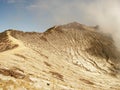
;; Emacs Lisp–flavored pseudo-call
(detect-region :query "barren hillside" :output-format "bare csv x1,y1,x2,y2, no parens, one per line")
0,22,120,90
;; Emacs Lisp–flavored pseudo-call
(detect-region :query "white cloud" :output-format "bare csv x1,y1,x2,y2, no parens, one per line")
27,0,86,24
7,0,16,3
7,0,25,4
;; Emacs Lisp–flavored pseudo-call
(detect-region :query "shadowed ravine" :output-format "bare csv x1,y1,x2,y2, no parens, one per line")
0,22,120,90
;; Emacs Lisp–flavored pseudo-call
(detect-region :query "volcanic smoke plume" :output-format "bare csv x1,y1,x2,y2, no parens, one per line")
29,0,120,50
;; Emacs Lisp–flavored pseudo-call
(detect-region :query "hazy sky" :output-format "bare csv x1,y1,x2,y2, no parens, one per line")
0,0,120,33
0,0,96,32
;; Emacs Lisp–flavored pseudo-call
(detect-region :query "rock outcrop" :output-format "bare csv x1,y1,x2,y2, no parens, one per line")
0,22,120,90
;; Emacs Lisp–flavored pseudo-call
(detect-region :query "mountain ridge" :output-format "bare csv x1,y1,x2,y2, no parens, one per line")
0,22,120,90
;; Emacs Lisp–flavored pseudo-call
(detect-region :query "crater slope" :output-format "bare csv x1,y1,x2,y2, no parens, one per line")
0,22,120,90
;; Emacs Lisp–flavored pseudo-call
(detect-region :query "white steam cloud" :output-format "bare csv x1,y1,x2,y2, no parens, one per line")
82,0,120,49
28,0,120,49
